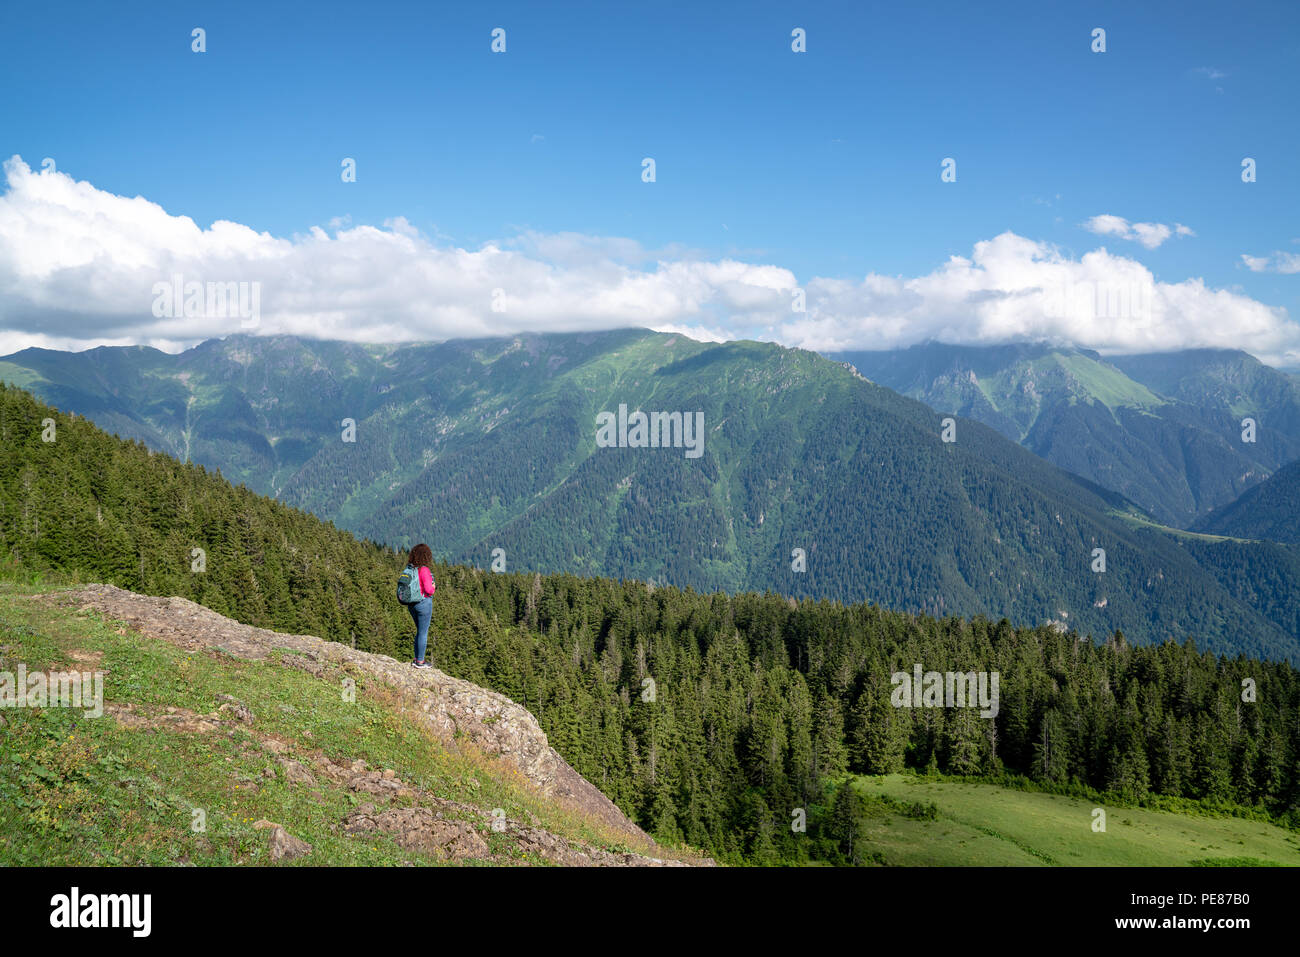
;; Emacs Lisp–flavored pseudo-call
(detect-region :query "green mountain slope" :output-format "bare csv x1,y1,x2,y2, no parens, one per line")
834,342,1300,527
1110,349,1300,429
1194,459,1300,545
3,332,1299,660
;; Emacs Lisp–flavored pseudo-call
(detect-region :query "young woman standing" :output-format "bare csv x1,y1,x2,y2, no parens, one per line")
400,543,436,668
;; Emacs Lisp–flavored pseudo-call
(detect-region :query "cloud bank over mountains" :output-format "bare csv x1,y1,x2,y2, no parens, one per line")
2,155,1297,366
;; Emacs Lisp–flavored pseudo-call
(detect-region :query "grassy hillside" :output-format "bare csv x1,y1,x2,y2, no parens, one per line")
0,580,675,866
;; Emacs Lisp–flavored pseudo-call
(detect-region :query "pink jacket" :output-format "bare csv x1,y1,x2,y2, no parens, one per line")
418,566,435,598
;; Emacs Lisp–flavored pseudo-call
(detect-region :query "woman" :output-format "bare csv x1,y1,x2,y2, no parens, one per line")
404,543,436,668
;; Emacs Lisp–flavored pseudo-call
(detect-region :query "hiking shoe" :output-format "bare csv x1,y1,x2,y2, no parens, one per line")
412,660,431,669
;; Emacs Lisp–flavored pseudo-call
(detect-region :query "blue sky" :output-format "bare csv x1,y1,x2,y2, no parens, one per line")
1,0,1298,359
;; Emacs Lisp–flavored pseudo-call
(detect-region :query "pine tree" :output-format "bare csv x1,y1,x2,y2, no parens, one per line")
829,780,864,864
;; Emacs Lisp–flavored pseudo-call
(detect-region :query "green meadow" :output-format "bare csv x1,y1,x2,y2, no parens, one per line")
851,775,1300,866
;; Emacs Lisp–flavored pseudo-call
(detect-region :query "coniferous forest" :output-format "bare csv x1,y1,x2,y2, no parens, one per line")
3,384,1299,863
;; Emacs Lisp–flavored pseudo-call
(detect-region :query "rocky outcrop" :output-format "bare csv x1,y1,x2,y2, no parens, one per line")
342,805,490,860
63,584,651,846
253,820,313,862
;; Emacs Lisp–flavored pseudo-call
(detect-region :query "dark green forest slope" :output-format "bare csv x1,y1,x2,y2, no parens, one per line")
3,384,1299,863
3,332,1300,660
1194,459,1300,545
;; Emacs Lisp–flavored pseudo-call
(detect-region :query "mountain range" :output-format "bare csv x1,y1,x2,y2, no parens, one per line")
832,342,1300,528
3,330,1299,661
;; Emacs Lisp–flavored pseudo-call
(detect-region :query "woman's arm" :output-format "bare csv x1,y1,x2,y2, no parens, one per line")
420,565,435,597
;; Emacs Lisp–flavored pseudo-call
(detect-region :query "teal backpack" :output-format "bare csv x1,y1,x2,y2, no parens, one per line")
396,564,427,604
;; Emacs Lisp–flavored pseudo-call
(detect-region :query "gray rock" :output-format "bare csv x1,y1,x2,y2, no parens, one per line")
253,819,312,862
216,694,255,724
278,758,316,785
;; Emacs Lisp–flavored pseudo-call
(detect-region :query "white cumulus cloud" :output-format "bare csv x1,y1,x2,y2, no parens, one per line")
0,156,1296,367
1241,251,1300,274
780,233,1297,365
1082,214,1194,249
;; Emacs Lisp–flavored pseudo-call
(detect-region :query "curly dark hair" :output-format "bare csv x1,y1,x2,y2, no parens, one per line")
406,543,433,568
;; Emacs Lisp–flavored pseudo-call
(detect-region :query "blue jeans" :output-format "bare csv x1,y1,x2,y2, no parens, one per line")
408,597,432,662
